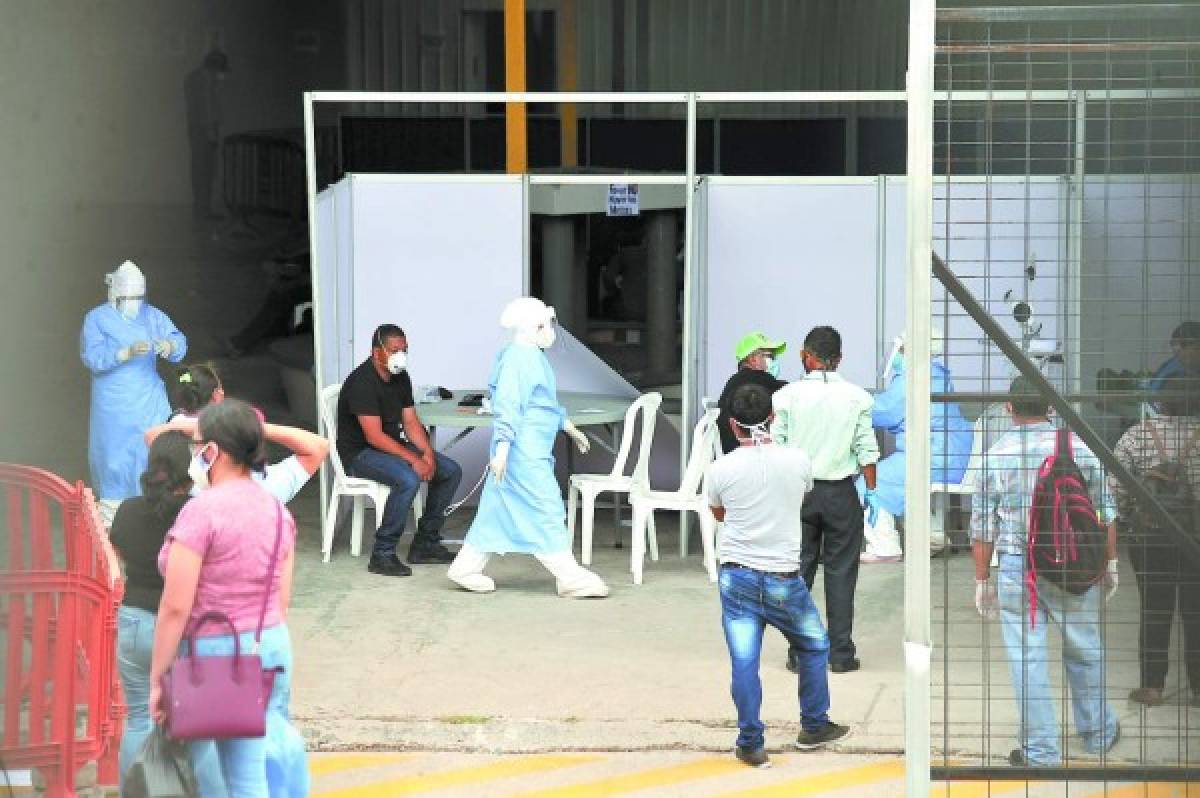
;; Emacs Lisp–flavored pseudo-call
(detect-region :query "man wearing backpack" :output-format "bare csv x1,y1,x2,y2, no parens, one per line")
970,376,1120,767
1110,375,1200,708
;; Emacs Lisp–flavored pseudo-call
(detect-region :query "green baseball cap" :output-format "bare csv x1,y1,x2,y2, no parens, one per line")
734,332,787,362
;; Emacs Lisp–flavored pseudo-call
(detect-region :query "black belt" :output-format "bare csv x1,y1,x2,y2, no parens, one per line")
722,562,802,579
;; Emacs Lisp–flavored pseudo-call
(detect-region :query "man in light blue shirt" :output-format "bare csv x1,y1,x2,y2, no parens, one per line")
971,376,1120,767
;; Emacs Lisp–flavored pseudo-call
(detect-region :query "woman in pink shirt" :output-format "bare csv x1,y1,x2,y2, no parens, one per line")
148,399,297,797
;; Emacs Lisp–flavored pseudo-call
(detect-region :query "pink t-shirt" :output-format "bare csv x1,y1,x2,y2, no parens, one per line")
158,477,297,635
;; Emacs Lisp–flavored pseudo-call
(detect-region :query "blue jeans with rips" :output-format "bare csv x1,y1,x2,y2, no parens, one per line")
350,445,463,559
718,565,831,751
116,605,226,796
996,553,1119,765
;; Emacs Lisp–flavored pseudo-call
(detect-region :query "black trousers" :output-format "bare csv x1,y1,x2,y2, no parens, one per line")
189,136,218,214
788,477,864,666
1129,524,1200,692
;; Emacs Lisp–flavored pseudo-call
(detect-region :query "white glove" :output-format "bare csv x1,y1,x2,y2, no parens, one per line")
1103,559,1119,603
490,441,510,484
563,420,591,454
118,341,151,361
155,339,174,358
975,578,998,620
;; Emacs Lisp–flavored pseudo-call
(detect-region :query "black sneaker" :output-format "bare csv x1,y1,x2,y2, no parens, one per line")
795,722,851,750
368,555,412,577
408,541,455,564
1007,748,1027,766
735,746,770,768
830,658,861,674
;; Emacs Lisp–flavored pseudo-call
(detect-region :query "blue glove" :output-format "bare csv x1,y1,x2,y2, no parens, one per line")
863,489,881,527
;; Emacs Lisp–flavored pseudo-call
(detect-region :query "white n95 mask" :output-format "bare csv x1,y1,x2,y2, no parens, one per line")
117,297,143,320
387,351,408,375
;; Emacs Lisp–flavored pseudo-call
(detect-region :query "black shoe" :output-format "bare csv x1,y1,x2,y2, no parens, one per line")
830,658,861,674
735,746,770,768
408,541,455,564
368,555,412,577
794,722,852,750
1007,748,1027,767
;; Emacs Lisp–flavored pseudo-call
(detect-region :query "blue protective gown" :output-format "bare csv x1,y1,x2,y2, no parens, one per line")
465,343,570,554
80,303,186,500
869,358,973,517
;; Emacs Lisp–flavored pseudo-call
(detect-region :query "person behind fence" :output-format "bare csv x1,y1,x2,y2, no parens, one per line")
1110,375,1200,708
447,297,610,598
109,432,225,797
771,326,879,674
149,400,303,797
860,331,973,563
708,383,851,768
81,260,187,526
970,376,1120,767
1147,321,1200,395
716,332,788,455
337,323,463,576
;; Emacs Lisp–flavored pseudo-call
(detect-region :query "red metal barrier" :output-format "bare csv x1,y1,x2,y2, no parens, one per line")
0,464,123,798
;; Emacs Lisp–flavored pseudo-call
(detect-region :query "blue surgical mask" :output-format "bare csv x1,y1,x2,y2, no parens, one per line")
765,357,781,379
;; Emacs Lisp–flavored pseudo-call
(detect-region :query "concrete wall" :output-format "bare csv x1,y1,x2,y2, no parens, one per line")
0,0,344,478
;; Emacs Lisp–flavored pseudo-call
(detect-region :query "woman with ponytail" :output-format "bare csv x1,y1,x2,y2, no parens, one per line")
171,363,224,418
150,399,300,797
109,432,224,795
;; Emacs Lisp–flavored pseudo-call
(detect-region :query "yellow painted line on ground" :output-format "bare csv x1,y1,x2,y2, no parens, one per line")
509,756,746,798
1084,784,1198,798
311,754,599,798
309,753,415,777
931,780,1039,797
710,758,906,798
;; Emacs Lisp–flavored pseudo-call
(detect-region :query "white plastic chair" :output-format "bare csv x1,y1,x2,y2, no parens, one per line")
318,384,424,562
567,392,663,565
628,408,721,584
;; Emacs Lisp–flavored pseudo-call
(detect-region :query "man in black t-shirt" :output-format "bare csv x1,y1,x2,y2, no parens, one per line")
337,323,462,576
717,332,789,454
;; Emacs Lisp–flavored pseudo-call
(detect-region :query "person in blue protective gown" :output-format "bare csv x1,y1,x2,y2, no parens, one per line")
447,297,610,598
859,332,973,562
80,260,187,524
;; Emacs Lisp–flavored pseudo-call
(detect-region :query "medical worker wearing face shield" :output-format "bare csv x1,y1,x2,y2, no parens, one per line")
859,331,974,562
448,297,610,598
81,260,187,523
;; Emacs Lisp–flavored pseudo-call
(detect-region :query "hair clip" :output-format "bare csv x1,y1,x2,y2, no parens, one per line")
179,373,193,384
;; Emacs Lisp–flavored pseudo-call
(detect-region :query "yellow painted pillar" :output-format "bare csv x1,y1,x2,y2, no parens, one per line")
559,0,579,167
505,0,527,174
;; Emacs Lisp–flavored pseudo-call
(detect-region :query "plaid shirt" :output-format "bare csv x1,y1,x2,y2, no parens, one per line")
970,421,1114,556
1108,417,1200,523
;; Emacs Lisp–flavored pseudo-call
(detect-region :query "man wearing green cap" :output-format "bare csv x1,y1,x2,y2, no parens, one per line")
717,333,789,454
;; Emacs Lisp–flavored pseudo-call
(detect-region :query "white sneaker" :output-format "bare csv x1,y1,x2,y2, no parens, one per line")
556,576,611,599
860,552,902,564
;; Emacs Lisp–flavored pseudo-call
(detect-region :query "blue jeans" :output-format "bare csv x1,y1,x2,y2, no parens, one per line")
116,606,226,796
718,565,831,750
180,624,294,798
997,554,1119,765
350,445,463,558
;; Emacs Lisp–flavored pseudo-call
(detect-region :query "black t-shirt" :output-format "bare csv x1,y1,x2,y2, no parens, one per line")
109,494,190,613
717,368,788,454
337,357,415,466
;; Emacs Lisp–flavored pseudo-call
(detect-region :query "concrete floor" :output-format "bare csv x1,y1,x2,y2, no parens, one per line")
286,484,1198,768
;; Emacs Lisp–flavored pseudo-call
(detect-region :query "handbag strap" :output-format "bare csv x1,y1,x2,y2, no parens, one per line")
254,501,285,649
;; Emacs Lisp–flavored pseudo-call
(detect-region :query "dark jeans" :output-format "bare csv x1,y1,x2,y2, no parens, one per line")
720,565,831,750
789,477,864,666
350,444,462,559
1129,525,1200,691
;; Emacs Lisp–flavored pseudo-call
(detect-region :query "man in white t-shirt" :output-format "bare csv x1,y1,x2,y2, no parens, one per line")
707,383,851,768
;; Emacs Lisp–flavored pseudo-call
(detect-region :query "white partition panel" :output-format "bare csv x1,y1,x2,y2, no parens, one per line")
883,177,1066,393
702,179,882,397
314,174,526,502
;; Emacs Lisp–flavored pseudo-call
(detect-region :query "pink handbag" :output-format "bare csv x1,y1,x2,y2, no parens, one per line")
161,503,284,740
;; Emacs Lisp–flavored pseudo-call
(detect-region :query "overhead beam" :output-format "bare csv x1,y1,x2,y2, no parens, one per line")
505,0,527,174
